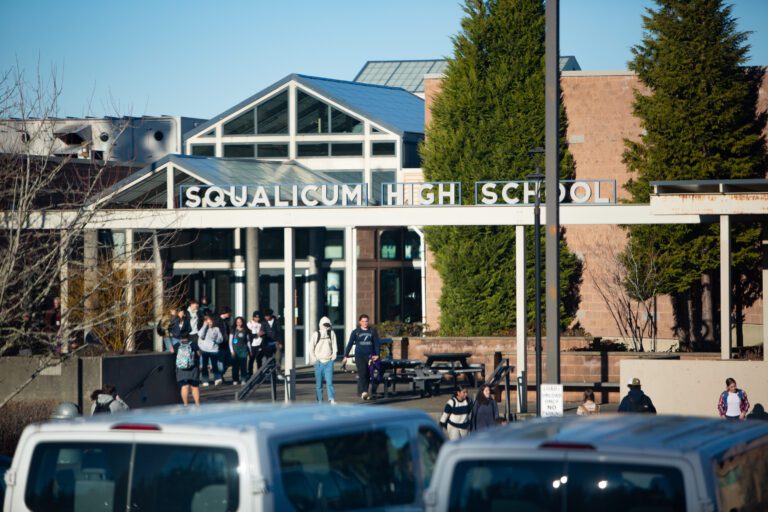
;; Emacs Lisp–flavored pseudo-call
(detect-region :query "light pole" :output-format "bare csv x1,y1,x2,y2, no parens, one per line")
528,148,545,416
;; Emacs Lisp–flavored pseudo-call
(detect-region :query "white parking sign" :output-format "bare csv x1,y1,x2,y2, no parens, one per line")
541,384,564,417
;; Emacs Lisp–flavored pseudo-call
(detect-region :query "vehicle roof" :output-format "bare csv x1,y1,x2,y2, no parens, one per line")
453,415,768,457
29,403,432,437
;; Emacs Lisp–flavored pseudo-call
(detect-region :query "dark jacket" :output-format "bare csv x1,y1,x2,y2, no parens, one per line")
618,388,657,414
471,399,499,431
215,316,232,351
344,327,380,359
263,317,282,343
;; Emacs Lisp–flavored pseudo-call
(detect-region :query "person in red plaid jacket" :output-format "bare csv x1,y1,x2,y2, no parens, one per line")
718,377,750,421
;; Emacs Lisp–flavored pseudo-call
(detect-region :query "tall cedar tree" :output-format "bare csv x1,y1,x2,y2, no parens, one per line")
421,0,581,335
623,0,766,346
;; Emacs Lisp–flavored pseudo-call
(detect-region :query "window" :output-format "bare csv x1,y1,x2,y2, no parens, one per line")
372,170,396,203
260,228,284,259
257,90,289,134
417,427,443,488
223,109,255,135
379,230,401,260
372,142,396,156
279,427,415,511
448,460,687,512
404,230,421,260
716,441,768,511
297,143,329,157
371,126,383,133
331,108,362,133
297,91,328,134
257,143,289,158
130,444,239,512
324,230,344,259
200,129,216,137
168,230,233,261
330,143,363,157
191,144,215,156
223,144,255,158
25,442,132,512
24,442,240,512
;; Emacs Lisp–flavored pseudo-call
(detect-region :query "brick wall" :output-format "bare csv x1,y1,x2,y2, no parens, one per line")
420,71,767,342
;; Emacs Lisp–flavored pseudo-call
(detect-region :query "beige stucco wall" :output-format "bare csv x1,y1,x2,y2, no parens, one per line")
620,359,768,417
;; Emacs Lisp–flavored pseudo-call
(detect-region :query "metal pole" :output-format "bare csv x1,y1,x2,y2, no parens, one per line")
505,358,512,422
545,0,561,384
534,188,542,416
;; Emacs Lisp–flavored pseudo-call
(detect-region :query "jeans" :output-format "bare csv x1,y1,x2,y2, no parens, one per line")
163,337,178,351
314,360,335,402
231,351,248,382
201,352,221,381
355,355,371,395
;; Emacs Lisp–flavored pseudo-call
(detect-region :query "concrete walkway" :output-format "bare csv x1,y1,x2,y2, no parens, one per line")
199,363,618,420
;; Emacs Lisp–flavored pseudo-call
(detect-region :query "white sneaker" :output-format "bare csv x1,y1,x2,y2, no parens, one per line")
232,381,239,386
361,392,369,400
201,382,210,387
214,379,223,386
329,399,337,405
277,374,285,381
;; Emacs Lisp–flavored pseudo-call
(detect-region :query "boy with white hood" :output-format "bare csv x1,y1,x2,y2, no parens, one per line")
310,316,337,404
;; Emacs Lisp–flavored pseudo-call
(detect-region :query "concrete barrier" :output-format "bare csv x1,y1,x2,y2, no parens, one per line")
620,359,768,417
0,353,181,414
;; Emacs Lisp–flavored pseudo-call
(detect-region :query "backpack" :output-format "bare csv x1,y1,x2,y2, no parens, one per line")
93,398,114,414
629,395,651,413
156,320,165,337
368,357,384,385
176,342,195,370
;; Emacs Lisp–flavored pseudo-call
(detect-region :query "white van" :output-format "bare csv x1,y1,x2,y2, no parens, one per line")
4,403,444,512
425,415,768,512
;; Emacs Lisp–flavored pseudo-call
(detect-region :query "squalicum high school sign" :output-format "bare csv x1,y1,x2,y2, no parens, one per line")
180,180,616,208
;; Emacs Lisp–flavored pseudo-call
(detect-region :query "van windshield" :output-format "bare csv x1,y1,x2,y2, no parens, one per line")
448,459,686,512
24,442,239,512
279,426,416,510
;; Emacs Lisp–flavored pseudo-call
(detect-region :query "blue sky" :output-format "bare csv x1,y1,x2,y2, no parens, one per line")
1,0,765,119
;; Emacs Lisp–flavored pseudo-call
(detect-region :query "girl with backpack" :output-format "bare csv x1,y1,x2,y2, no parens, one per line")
229,316,250,385
577,389,601,415
310,316,337,404
175,336,201,406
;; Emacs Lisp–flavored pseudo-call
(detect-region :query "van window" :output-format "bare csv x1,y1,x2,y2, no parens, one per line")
417,427,443,488
448,460,686,512
24,442,239,512
24,442,132,512
715,440,768,511
279,427,415,510
130,444,239,512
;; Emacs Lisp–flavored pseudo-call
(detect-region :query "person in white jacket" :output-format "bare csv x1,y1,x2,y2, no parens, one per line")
310,316,337,404
198,316,224,386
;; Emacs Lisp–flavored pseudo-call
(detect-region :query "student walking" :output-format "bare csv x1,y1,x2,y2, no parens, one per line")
198,316,224,386
618,378,657,414
229,316,250,385
310,316,337,404
440,386,473,440
471,384,500,431
90,384,130,415
216,307,232,381
343,314,381,400
247,310,263,374
577,389,601,415
718,377,750,420
263,309,283,377
175,336,201,406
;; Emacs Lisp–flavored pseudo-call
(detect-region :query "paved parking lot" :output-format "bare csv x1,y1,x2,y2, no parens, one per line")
200,363,618,420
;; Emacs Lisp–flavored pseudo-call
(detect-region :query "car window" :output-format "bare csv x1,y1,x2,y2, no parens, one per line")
449,459,566,512
130,444,239,512
23,442,239,512
715,440,768,512
279,426,416,510
565,462,686,512
448,459,686,512
417,426,443,488
24,442,132,512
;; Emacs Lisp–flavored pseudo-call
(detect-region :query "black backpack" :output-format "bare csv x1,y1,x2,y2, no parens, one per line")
156,320,165,337
93,398,114,414
629,395,651,413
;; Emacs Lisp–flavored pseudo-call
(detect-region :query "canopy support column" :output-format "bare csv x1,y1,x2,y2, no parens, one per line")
720,215,731,360
515,225,527,413
283,227,296,401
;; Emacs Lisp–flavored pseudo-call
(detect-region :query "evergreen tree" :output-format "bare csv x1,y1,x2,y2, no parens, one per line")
623,0,766,346
422,0,581,335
